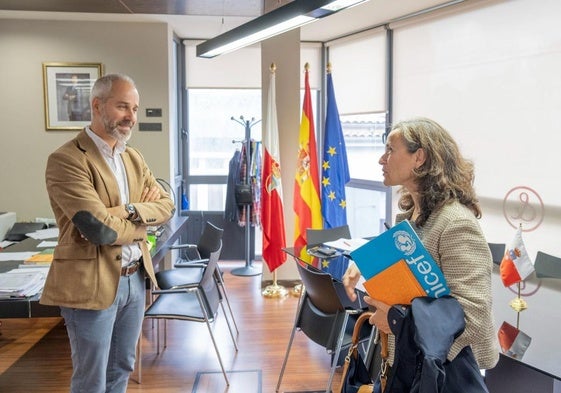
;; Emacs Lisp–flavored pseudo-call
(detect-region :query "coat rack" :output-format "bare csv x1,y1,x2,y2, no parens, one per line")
231,115,262,277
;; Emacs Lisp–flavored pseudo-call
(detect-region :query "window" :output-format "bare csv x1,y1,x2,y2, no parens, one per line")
340,112,389,237
187,88,261,211
341,112,387,182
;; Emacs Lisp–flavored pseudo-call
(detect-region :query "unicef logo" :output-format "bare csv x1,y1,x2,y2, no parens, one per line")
393,230,416,256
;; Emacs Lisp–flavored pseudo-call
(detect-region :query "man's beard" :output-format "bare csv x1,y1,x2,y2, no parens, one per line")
105,119,132,143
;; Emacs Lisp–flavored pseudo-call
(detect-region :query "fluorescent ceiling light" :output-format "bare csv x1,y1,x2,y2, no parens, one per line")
197,0,369,58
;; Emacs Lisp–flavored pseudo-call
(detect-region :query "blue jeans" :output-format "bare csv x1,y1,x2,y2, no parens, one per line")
60,269,145,393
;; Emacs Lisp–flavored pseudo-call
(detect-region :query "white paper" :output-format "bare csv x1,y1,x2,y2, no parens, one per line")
0,240,16,249
37,240,58,248
0,269,45,293
0,251,39,261
26,227,59,240
323,237,369,252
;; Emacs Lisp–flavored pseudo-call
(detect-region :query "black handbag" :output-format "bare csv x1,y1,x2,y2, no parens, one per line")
234,183,253,205
340,311,388,393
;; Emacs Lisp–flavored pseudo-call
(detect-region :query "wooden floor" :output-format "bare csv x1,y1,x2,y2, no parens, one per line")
0,261,346,393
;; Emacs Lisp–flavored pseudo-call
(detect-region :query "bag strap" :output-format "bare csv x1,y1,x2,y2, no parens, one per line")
379,330,388,359
352,311,375,345
339,311,375,393
358,312,389,392
378,330,389,391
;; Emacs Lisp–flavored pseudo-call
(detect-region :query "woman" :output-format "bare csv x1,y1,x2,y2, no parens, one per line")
343,117,499,379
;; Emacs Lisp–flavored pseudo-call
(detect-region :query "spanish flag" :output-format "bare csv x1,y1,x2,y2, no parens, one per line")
261,64,287,273
293,64,322,261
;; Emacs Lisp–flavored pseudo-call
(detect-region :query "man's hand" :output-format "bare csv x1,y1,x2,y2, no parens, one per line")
342,263,362,302
141,186,161,202
106,186,161,220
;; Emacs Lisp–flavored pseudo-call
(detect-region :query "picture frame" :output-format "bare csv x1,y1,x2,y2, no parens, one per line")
42,62,103,130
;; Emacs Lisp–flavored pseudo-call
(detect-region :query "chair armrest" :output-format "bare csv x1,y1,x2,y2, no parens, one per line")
152,286,197,294
174,258,210,268
169,243,198,250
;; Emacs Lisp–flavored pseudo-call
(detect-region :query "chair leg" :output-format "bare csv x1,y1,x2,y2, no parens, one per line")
197,291,230,386
219,302,239,351
275,323,298,393
326,313,350,393
215,269,239,336
163,320,167,348
276,284,308,392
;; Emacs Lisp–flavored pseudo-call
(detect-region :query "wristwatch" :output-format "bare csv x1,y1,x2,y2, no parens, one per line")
125,203,136,220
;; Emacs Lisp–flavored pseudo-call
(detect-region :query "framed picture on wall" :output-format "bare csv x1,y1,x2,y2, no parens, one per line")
42,62,103,130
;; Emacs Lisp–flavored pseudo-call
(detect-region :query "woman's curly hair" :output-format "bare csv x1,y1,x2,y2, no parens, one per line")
391,117,481,226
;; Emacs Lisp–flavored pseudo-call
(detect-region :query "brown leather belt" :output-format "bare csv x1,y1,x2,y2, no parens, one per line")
121,260,142,276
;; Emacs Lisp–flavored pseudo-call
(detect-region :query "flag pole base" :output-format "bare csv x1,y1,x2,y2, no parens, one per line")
509,297,528,312
262,283,288,298
231,264,262,277
290,283,303,297
262,271,288,298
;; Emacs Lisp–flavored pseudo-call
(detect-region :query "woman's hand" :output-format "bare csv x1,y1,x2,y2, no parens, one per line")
365,297,392,334
342,263,362,302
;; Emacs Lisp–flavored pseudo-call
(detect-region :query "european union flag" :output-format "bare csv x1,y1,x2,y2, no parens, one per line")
321,70,350,229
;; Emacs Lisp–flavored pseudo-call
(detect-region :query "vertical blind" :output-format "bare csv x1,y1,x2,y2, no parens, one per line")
391,0,561,205
325,28,387,115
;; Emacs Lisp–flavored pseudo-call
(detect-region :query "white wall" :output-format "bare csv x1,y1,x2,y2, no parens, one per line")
391,0,561,377
0,19,173,222
392,0,561,257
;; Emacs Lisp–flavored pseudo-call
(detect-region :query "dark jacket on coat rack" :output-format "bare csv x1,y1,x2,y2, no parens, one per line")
225,149,242,223
225,141,262,227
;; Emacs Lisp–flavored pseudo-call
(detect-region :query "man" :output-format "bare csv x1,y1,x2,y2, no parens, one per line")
41,73,175,393
62,74,90,121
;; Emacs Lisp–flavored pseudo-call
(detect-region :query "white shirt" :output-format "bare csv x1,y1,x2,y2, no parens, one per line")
85,127,142,266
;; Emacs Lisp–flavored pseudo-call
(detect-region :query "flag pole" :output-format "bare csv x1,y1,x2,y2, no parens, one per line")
507,224,528,328
262,269,288,298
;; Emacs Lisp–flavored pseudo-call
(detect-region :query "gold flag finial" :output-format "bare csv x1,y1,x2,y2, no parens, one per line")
327,62,332,74
304,62,310,71
270,63,276,73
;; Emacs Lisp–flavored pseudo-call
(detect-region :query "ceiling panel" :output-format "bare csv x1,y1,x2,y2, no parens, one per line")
0,0,470,42
0,0,128,14
0,0,263,16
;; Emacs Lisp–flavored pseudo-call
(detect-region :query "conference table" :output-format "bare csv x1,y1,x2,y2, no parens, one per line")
0,215,189,319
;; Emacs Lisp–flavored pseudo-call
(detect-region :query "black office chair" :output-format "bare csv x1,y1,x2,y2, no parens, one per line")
164,221,238,335
276,260,372,393
488,242,506,265
306,224,351,247
306,225,352,281
141,242,238,385
172,221,224,264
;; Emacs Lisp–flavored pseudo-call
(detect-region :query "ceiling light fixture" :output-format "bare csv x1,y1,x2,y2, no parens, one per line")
196,0,369,58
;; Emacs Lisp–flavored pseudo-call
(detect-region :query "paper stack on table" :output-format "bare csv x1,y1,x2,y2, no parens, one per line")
0,268,48,298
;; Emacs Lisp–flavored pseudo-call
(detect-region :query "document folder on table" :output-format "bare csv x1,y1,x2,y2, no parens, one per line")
5,222,47,241
350,220,450,305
